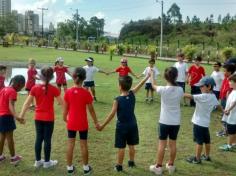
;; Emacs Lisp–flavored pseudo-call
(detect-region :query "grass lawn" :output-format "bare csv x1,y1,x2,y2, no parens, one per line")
0,46,235,176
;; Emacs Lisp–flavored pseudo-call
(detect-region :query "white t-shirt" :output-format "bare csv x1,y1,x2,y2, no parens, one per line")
174,62,188,82
210,71,224,91
156,86,184,125
192,93,219,127
83,65,99,82
223,90,236,124
142,66,159,83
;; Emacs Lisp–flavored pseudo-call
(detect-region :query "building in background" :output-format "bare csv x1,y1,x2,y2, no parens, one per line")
0,0,11,16
25,10,39,35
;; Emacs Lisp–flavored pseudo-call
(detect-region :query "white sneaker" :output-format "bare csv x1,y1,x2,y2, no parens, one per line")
43,160,58,168
166,163,176,174
149,165,163,175
34,159,44,168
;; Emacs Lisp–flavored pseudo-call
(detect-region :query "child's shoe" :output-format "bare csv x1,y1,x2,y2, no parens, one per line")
149,165,163,175
128,160,136,167
83,165,92,175
200,154,211,161
149,98,154,102
10,155,22,165
219,144,232,151
34,159,44,168
67,165,75,174
0,155,6,163
166,163,176,174
186,156,201,164
145,98,149,102
114,164,123,172
43,160,58,168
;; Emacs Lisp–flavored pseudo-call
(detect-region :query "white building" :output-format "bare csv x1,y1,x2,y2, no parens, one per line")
0,0,11,16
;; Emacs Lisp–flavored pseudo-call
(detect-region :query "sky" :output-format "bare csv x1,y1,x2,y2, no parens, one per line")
12,0,236,35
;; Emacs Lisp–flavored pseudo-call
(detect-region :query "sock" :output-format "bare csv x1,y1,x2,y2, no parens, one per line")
67,165,74,170
83,164,89,171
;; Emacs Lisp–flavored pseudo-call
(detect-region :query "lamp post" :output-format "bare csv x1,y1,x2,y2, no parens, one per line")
156,0,164,57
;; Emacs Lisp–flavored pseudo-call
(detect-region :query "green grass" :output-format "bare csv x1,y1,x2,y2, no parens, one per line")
0,46,235,176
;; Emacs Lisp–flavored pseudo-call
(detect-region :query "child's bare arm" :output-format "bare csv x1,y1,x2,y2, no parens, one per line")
184,93,193,99
101,100,118,130
19,95,34,122
132,75,150,94
9,100,17,118
224,101,236,115
87,104,99,128
151,70,157,90
63,101,69,122
99,70,109,75
130,71,139,79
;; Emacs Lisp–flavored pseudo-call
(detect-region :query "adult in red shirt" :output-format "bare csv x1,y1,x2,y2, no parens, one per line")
25,59,38,92
187,56,205,106
19,67,63,169
0,75,25,165
0,65,7,90
63,67,100,175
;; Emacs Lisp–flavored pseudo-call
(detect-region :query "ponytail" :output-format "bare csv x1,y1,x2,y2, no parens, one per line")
40,67,54,95
72,67,86,85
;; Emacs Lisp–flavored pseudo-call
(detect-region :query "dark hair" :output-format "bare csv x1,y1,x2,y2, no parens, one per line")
164,67,178,86
73,67,86,84
229,74,236,82
9,75,25,88
0,65,7,71
54,60,59,66
149,59,155,64
119,76,133,91
194,56,202,62
223,64,236,74
214,61,222,67
40,67,54,94
177,53,184,58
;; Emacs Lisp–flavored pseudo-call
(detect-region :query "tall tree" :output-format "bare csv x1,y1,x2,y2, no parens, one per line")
167,3,182,24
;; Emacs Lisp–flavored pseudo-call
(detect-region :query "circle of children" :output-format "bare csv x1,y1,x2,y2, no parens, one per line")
0,53,236,175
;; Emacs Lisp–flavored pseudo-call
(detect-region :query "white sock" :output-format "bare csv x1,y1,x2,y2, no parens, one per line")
83,165,89,171
67,165,74,170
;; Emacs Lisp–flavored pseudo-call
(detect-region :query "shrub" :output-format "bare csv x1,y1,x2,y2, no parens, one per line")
182,45,197,61
221,47,236,61
109,45,116,61
69,40,77,51
53,38,59,49
117,44,126,56
148,45,156,59
94,43,99,53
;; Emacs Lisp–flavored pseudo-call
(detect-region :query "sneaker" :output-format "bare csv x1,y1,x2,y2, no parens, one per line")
34,159,44,168
145,98,149,102
114,165,123,172
43,160,58,168
149,98,154,102
149,165,163,175
84,165,92,175
0,155,6,163
166,163,176,174
10,155,22,165
128,160,136,167
186,156,201,164
216,130,226,137
67,165,75,174
219,144,232,151
201,155,211,161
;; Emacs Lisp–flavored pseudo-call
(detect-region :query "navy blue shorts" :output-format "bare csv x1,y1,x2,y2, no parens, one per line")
213,90,220,100
68,130,88,140
227,124,236,135
83,81,95,88
145,83,153,90
0,115,16,133
115,123,139,148
193,124,210,145
57,83,67,87
177,82,185,92
158,123,180,140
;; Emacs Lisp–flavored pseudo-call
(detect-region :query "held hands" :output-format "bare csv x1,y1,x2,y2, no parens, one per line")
224,110,230,116
95,122,105,131
16,116,26,124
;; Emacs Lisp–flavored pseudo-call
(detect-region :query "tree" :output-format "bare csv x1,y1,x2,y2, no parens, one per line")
167,3,182,24
0,13,18,37
217,15,222,24
191,15,201,27
186,16,191,24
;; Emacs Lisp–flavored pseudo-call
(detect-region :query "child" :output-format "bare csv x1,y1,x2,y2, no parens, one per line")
174,53,188,105
54,57,72,92
0,75,25,165
99,75,150,172
83,57,109,101
185,76,222,164
187,56,205,106
141,59,159,102
109,58,139,78
63,67,100,175
19,67,63,168
219,74,236,151
0,65,7,90
149,67,184,175
210,62,224,100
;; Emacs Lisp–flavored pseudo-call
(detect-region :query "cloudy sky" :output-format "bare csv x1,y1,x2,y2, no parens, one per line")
12,0,236,35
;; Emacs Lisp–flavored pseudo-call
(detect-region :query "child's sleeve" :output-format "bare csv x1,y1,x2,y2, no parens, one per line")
9,90,17,101
156,86,164,95
86,91,93,104
115,67,120,72
142,68,147,75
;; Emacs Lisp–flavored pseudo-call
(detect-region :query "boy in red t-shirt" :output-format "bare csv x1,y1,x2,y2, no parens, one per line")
0,65,7,90
63,67,100,175
187,56,205,106
20,67,63,168
0,75,25,165
53,57,72,92
109,58,139,78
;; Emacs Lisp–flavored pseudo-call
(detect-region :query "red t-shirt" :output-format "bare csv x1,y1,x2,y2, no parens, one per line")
115,66,132,77
188,65,205,86
64,87,93,131
0,75,5,90
26,68,37,90
30,84,60,121
220,76,232,100
0,87,17,116
54,66,68,84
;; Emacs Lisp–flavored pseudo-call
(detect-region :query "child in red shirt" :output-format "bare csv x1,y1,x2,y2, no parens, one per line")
188,56,205,106
0,65,7,90
0,75,25,165
109,58,139,78
54,57,72,92
19,67,63,169
63,67,100,175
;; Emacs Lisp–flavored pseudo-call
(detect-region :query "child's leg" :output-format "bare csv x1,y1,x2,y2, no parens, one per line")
43,122,54,162
5,131,15,157
63,85,67,93
90,86,96,98
195,144,203,160
168,140,177,165
146,90,149,100
67,138,76,166
151,90,154,100
156,140,167,166
117,148,125,165
0,133,6,155
80,140,89,165
204,144,210,157
35,121,44,161
128,145,135,161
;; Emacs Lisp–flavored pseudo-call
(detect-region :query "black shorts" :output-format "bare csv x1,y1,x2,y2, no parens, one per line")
115,123,139,148
145,83,153,90
25,88,31,92
158,123,180,140
227,124,236,135
177,82,185,92
57,83,67,87
0,115,16,133
193,124,210,145
213,90,220,100
68,130,88,140
83,81,95,88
